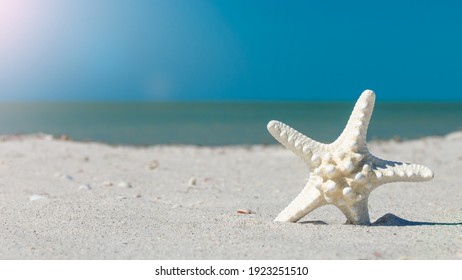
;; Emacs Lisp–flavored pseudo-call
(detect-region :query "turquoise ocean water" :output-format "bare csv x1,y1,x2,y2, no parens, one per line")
0,102,460,146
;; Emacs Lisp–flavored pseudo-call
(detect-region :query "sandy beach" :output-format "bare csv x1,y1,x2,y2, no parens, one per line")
0,132,461,259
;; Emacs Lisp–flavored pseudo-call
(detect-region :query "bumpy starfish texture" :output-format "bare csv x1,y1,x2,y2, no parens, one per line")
267,90,434,225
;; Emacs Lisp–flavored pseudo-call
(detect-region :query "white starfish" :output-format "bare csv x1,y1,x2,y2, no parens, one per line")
267,89,434,225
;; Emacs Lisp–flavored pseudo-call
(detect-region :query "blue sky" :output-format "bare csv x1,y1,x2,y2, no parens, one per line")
0,0,461,101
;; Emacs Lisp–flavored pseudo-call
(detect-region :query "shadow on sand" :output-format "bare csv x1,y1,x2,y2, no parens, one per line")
371,213,462,227
299,220,329,225
300,213,462,226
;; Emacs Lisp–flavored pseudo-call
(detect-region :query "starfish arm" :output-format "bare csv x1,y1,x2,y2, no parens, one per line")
338,197,371,225
335,90,376,152
369,156,434,185
267,120,325,165
274,176,326,222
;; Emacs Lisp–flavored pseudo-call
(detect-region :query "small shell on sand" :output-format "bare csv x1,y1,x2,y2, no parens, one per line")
188,177,197,187
147,160,160,170
78,184,92,191
54,173,74,180
237,209,253,215
29,194,48,201
102,181,113,187
117,182,132,188
59,134,71,141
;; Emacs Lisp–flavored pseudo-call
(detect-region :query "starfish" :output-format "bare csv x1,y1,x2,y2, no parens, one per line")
267,89,434,225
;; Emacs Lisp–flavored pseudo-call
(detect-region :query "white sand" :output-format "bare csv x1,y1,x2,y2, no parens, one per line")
0,133,461,259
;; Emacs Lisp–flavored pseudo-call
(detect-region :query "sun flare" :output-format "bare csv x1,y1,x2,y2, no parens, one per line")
0,0,40,46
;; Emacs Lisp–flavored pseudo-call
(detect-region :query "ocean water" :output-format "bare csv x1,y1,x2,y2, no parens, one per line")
0,102,460,146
